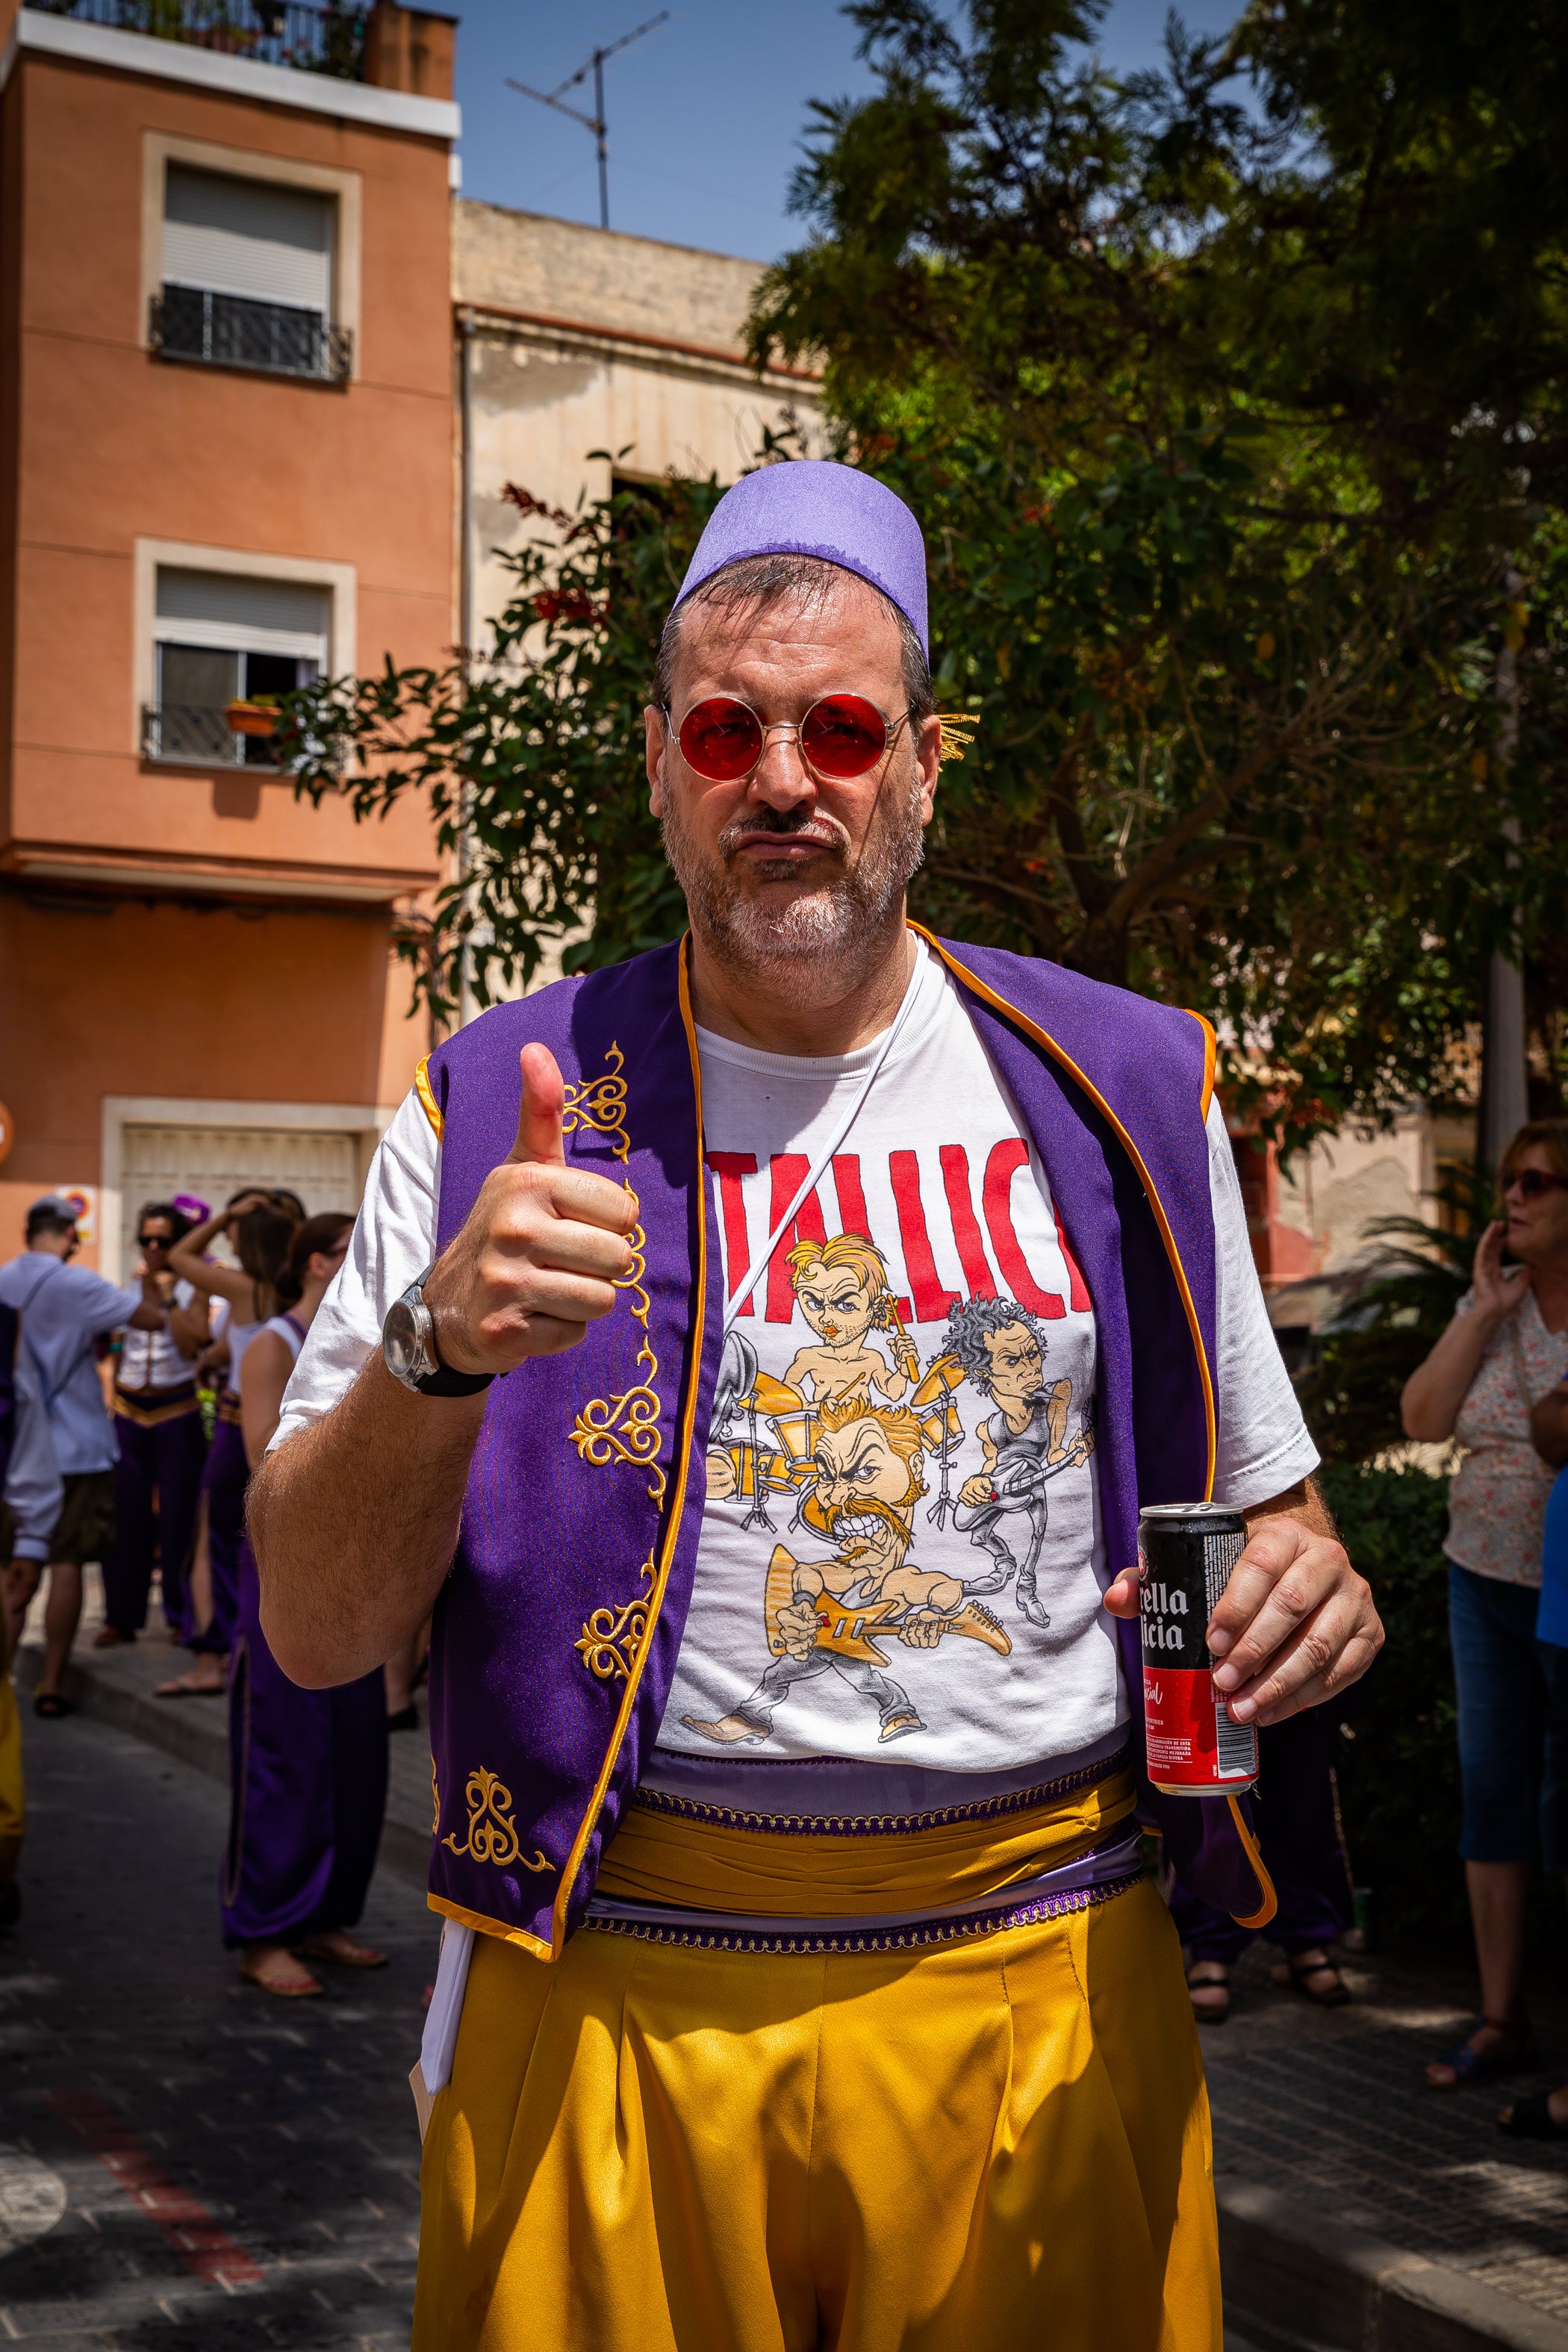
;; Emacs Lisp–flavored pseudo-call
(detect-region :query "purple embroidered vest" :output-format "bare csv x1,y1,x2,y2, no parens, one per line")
421,930,1275,1959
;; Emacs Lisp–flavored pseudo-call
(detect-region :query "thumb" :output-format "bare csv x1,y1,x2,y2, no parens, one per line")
1103,1567,1142,1620
505,1044,567,1167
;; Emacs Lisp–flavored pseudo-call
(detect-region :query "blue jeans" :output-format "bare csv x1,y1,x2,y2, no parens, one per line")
1449,1563,1568,1873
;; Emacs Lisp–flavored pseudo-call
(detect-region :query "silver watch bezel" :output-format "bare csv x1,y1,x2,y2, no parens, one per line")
382,1262,440,1392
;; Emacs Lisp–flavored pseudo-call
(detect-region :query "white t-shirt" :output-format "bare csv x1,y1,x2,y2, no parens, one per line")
115,1278,197,1393
276,945,1318,1777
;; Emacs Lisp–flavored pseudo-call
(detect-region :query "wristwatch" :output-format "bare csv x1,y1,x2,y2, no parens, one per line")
382,1265,494,1398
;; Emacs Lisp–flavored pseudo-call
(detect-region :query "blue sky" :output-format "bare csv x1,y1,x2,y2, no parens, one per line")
452,1,1242,262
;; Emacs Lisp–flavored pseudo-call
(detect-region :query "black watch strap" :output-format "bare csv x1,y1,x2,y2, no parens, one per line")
413,1359,495,1399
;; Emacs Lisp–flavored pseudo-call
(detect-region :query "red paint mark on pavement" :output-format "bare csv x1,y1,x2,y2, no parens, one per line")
49,2090,263,2288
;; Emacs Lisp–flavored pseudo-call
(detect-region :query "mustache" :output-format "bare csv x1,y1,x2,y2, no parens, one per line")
718,806,850,858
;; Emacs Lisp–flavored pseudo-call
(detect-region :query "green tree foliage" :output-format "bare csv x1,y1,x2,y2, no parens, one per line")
281,1,1568,1148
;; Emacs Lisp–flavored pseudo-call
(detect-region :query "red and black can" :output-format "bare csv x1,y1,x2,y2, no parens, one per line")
1138,1503,1257,1796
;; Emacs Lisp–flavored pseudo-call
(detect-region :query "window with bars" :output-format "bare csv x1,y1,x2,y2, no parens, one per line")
143,569,330,768
152,165,349,384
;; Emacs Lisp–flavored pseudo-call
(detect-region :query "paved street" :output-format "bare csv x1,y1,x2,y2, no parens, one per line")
5,1613,1568,2349
0,1705,433,2347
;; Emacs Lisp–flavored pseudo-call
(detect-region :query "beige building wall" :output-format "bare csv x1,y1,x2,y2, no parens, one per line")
452,199,824,643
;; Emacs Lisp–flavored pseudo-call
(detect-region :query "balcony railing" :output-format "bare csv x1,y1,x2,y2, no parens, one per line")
24,0,366,78
142,705,281,768
150,286,352,384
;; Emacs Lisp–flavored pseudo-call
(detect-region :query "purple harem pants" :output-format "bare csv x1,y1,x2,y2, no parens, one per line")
192,1414,248,1655
222,1543,388,1948
1169,1705,1353,1963
102,1393,207,1636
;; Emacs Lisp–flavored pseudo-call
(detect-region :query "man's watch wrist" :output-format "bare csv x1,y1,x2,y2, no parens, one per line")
382,1265,495,1398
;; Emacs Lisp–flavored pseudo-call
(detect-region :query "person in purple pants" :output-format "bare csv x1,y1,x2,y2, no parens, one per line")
1171,1705,1354,2020
222,1213,389,1999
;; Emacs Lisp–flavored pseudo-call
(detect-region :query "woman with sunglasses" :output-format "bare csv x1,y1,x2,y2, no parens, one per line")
223,1213,388,1997
99,1202,206,1649
1401,1119,1568,2091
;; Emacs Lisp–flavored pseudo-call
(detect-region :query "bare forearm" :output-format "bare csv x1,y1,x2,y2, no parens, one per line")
1243,1475,1334,1541
1401,1313,1497,1440
248,1355,485,1687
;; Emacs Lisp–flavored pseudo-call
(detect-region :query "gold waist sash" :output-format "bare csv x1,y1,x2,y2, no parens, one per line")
596,1764,1136,1923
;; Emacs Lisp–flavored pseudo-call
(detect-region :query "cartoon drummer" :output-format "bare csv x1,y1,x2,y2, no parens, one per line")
782,1233,919,1404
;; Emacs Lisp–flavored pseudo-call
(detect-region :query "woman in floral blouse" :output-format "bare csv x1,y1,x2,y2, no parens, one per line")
1401,1120,1568,2091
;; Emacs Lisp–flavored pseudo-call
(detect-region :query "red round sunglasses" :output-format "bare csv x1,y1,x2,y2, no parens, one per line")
668,693,913,784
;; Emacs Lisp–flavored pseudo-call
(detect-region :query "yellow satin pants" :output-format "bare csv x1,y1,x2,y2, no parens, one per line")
414,1876,1219,2352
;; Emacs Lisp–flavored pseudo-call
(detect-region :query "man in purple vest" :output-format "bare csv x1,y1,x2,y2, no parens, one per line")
252,461,1382,2349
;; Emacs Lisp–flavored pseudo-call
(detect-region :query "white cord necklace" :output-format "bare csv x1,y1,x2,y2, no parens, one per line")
721,950,924,1336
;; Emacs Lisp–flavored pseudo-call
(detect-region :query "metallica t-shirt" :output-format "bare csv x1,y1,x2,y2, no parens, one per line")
652,941,1315,1776
276,939,1319,1785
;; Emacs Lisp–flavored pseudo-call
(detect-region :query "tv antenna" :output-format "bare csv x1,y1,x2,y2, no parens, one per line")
507,13,671,233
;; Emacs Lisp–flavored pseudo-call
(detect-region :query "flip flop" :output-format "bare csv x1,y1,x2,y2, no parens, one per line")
1426,2017,1538,2090
32,1693,73,1720
241,1953,323,1999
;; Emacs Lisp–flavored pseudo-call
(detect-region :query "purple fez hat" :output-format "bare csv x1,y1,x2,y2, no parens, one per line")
671,459,929,655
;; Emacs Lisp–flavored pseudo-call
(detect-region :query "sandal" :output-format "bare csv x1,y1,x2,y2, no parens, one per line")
1186,1961,1231,2023
1498,2090,1568,2141
387,1703,420,1732
32,1693,73,1720
156,1665,225,1699
241,1947,322,1999
1425,2016,1538,2091
1271,1948,1351,2008
295,1932,388,1970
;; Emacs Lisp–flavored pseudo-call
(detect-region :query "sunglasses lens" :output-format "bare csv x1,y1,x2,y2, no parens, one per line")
678,698,764,781
800,694,888,778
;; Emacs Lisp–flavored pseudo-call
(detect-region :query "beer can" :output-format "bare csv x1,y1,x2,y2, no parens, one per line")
1138,1503,1257,1796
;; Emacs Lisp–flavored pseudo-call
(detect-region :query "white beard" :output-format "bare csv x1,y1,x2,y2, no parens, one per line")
662,768,926,1004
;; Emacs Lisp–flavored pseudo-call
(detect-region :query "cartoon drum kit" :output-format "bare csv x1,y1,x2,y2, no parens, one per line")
709,1328,972,1538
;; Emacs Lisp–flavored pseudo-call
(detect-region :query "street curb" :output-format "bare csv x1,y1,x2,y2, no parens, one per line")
1219,2178,1568,2352
14,1641,434,1889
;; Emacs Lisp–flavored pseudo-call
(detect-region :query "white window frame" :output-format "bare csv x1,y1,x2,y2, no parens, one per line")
134,538,356,760
141,132,362,379
100,1095,399,1283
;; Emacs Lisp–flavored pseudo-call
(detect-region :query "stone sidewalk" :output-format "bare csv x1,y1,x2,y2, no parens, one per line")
17,1580,1568,2348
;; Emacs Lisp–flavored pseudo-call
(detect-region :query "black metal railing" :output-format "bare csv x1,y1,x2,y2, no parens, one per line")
150,286,352,384
141,705,282,767
25,0,366,78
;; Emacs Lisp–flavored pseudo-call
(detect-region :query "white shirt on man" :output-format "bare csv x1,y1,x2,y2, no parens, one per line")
275,943,1317,1780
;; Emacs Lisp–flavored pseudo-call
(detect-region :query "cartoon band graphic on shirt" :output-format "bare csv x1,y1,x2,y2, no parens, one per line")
685,1232,1095,1749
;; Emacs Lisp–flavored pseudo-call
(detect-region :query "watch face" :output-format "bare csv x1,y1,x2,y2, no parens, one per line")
384,1298,429,1384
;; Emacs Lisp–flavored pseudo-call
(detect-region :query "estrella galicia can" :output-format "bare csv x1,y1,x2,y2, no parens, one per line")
1138,1503,1257,1796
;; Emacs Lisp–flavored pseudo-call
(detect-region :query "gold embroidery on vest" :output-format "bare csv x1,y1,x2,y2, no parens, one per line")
575,1552,655,1681
430,1758,440,1836
441,1767,552,1873
563,1042,667,1508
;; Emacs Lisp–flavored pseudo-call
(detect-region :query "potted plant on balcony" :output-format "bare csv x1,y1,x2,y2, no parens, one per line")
224,694,279,738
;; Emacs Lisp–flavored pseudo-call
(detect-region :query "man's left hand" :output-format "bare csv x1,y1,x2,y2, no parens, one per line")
1103,1488,1383,1728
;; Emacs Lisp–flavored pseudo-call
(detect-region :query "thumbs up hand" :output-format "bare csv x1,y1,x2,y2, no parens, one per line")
420,1044,639,1376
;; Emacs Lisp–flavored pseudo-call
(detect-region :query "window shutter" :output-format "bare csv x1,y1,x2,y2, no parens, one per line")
155,570,331,664
163,167,332,315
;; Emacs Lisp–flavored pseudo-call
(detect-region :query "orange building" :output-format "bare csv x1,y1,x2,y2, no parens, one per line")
0,0,458,1272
